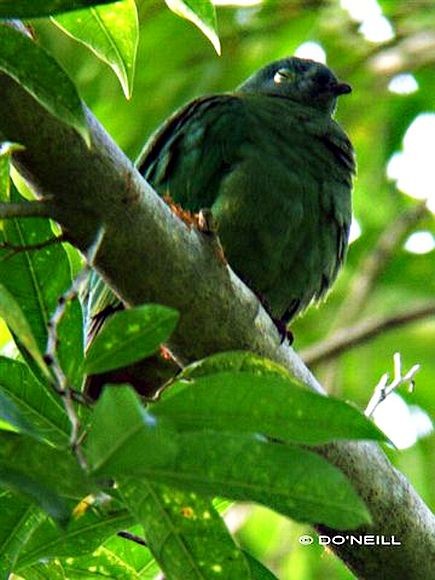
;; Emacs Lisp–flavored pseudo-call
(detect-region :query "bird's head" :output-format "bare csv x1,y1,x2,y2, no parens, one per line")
238,57,351,115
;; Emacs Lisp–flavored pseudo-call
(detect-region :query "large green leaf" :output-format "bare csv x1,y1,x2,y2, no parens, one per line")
0,284,48,377
88,390,250,579
87,388,370,530
85,385,178,473
15,506,134,571
24,544,156,578
165,0,220,54
0,388,40,439
244,552,277,579
0,432,93,525
0,492,45,577
70,525,158,577
0,357,70,446
84,304,179,375
0,185,85,388
125,432,370,529
0,24,88,143
0,0,120,18
53,0,138,98
154,352,386,444
121,481,251,579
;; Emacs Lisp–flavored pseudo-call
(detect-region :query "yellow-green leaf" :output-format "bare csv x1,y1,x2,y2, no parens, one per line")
53,0,139,98
165,0,220,54
0,283,49,378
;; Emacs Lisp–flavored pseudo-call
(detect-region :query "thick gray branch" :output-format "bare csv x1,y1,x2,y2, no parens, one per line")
0,72,433,577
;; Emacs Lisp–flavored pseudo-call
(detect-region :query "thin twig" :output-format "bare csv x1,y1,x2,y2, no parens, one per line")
0,234,65,261
117,530,148,547
45,226,106,469
301,301,435,366
365,352,420,417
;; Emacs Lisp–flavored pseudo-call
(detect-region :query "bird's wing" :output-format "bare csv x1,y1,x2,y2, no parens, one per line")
137,95,248,211
84,97,247,336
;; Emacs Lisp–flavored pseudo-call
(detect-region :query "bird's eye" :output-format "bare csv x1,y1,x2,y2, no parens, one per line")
273,68,296,84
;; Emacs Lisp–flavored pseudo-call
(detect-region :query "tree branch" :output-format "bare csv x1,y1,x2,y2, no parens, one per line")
0,200,56,219
301,301,435,366
0,72,322,395
314,201,428,389
0,67,433,577
333,202,428,329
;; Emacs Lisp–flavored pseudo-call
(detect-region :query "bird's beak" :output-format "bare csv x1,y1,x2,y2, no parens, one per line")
332,82,352,96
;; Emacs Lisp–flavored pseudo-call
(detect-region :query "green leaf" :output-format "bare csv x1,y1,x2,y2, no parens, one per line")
86,386,178,474
87,388,370,530
76,526,158,577
165,0,220,54
0,388,40,439
178,350,294,382
0,184,85,388
0,492,45,576
0,283,48,377
53,0,139,98
244,551,277,579
15,506,134,570
0,142,25,201
0,24,89,144
0,432,93,526
0,0,120,18
0,357,70,446
120,481,251,579
154,352,386,444
84,304,179,375
20,545,154,578
126,432,371,529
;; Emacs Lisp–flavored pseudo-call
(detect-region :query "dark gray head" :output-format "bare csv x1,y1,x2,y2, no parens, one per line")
238,57,351,115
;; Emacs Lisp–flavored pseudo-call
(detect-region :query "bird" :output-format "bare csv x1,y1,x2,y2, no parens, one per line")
85,56,354,398
137,56,354,324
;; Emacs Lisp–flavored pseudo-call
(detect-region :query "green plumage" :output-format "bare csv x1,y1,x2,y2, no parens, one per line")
138,57,354,322
85,56,354,398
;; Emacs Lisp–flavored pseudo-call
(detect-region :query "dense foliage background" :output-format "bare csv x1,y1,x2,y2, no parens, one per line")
0,0,434,578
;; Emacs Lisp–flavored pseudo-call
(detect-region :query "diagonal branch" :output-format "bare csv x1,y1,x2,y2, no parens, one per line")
0,65,434,578
312,201,428,390
301,300,435,365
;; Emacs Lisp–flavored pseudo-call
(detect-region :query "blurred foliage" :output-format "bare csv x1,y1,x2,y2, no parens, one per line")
0,0,433,578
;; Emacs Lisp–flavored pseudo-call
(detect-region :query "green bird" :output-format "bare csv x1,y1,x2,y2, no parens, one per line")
85,56,354,397
138,56,354,324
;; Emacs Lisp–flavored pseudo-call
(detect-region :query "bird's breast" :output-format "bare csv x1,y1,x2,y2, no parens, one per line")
211,97,353,319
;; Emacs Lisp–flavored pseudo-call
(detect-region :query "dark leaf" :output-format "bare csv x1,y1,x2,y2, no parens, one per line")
0,0,120,18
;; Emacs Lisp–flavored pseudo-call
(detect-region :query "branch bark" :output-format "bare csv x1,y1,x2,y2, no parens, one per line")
0,70,434,577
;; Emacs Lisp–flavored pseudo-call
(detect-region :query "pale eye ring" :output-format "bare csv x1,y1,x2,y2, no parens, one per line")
273,68,296,84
